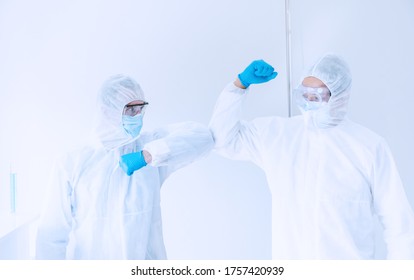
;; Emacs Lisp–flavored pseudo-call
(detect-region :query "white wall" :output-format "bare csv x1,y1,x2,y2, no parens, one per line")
1,0,413,259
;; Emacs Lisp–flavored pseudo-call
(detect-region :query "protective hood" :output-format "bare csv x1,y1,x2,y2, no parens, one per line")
300,54,352,128
91,74,146,150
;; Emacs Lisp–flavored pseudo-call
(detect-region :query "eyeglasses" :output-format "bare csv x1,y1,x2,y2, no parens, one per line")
123,102,149,116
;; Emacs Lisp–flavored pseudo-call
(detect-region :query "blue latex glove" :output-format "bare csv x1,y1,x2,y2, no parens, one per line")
119,151,147,176
238,59,278,88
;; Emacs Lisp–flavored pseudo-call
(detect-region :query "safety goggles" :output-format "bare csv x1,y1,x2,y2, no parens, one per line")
294,85,331,102
123,102,149,116
293,85,331,111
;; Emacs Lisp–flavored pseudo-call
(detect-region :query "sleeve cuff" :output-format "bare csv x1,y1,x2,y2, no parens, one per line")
143,139,171,166
224,82,250,95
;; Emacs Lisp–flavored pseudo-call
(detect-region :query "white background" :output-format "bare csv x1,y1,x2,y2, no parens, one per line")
0,0,413,259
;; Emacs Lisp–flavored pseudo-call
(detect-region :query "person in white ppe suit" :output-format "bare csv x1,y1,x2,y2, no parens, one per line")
209,55,414,259
36,74,214,259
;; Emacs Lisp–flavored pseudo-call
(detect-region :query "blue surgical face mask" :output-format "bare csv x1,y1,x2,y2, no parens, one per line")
123,113,143,138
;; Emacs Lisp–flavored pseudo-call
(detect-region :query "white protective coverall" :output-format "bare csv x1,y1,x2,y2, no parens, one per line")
209,55,414,259
36,75,214,259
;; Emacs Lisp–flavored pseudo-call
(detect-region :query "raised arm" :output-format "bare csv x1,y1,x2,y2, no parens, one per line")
208,60,278,165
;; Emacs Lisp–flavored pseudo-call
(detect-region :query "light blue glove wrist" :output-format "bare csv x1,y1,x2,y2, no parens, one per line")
238,59,278,88
119,151,147,176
